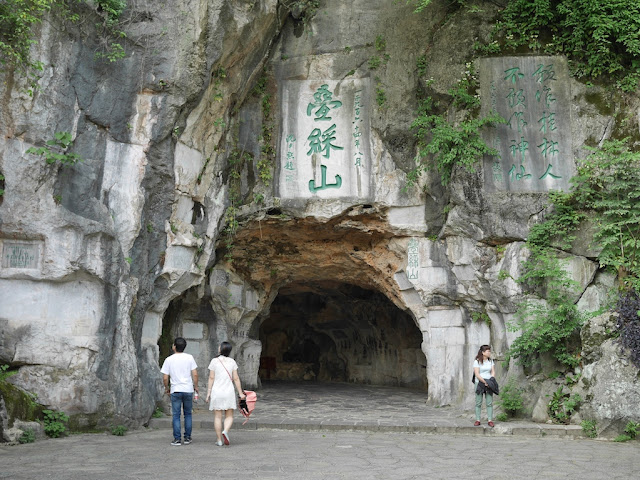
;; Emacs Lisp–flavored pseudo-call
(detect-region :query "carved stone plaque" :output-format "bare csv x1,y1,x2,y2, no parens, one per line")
279,78,373,200
1,240,42,270
478,56,575,192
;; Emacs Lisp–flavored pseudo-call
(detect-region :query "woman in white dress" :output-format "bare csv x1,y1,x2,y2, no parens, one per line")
205,341,247,446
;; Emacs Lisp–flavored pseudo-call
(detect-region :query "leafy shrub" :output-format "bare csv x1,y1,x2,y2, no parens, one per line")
581,419,597,438
519,139,640,292
615,420,640,442
0,1,75,82
416,55,427,76
525,191,584,251
26,132,83,165
368,56,381,70
496,412,508,422
470,311,491,326
1,1,127,88
288,0,320,30
376,87,386,107
548,387,581,424
565,373,581,386
623,420,639,438
410,66,505,186
571,140,640,291
488,0,640,91
411,111,504,186
42,409,69,438
507,247,586,368
510,139,640,368
151,407,164,418
613,421,638,443
111,425,128,436
499,379,524,416
0,363,14,381
18,429,36,444
96,0,126,28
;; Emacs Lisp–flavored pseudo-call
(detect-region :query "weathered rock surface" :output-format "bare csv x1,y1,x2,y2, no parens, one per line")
575,313,640,435
0,393,8,442
0,0,638,428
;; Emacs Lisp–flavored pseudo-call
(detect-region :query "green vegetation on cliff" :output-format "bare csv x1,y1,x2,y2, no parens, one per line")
0,0,127,91
507,139,640,369
410,67,505,186
412,0,640,90
507,244,587,369
481,0,640,91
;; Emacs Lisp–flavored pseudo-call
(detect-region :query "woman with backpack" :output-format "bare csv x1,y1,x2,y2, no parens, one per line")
473,344,496,427
205,341,246,446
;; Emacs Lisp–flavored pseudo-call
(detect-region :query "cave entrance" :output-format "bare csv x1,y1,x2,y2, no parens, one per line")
258,281,427,390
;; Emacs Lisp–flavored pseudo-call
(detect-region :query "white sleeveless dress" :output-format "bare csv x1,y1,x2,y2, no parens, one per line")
208,356,238,410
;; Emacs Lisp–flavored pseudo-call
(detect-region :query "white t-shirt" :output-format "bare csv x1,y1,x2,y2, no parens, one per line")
160,352,197,393
473,359,494,380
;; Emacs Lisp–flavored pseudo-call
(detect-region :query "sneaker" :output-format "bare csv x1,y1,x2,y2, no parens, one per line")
171,439,182,446
215,440,224,446
183,437,192,445
222,430,230,445
488,421,495,427
474,421,481,426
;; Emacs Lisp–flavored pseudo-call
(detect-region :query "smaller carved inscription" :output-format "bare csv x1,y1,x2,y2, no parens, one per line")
1,241,41,270
407,238,420,280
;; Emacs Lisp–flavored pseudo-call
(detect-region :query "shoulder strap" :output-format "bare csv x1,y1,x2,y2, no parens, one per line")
219,358,246,400
219,357,233,381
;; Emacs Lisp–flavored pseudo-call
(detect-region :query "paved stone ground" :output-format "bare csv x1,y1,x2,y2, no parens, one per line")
149,382,587,437
1,428,639,479
1,382,638,479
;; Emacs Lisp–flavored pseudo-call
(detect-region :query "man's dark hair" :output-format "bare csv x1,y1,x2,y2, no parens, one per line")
220,341,232,357
174,337,187,352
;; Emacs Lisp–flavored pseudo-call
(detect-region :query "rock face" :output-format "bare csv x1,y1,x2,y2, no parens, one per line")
0,0,637,426
575,313,640,434
0,393,8,442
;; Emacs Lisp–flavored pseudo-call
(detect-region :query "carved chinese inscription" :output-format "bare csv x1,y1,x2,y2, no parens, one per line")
1,241,41,270
479,56,574,192
279,79,372,200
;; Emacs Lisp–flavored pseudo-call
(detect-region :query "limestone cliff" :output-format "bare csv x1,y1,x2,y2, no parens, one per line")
0,0,638,428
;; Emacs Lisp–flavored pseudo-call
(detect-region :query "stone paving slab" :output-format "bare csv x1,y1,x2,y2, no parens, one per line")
1,427,637,480
148,381,586,438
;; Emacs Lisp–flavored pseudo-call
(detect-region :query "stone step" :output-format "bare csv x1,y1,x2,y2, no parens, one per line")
148,415,586,438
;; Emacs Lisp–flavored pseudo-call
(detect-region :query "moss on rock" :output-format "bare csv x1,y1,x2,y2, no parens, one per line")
0,381,44,425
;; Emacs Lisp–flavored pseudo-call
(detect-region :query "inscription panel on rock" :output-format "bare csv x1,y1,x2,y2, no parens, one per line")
479,56,575,192
1,240,42,271
279,79,373,201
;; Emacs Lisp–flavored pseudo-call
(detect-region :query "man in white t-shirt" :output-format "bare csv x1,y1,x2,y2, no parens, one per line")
160,337,199,446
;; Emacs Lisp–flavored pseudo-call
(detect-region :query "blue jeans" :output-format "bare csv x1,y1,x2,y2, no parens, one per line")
171,392,193,440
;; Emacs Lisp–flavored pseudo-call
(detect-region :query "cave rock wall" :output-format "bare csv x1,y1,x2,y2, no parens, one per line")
0,0,637,425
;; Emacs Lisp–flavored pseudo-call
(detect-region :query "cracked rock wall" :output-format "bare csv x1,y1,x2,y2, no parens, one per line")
1,0,638,426
0,0,287,426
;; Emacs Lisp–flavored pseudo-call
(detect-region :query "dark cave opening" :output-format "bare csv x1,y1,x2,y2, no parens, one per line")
258,281,427,390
